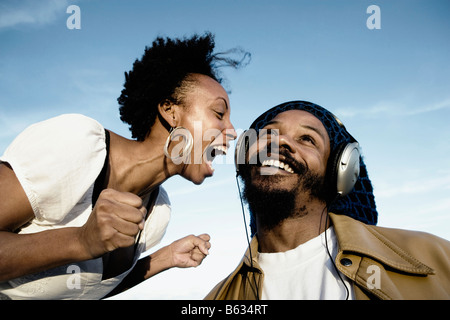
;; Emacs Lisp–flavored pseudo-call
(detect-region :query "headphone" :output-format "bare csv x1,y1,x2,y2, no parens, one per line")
234,115,360,198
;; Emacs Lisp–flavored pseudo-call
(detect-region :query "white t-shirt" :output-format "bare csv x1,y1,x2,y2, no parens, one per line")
258,227,355,300
0,114,171,300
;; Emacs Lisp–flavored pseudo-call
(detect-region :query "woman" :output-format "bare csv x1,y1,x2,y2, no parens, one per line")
0,33,243,299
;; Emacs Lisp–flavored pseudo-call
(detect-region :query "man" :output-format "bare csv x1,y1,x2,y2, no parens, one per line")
206,100,450,300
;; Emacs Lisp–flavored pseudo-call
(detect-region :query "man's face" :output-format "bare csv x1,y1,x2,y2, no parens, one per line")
241,110,332,231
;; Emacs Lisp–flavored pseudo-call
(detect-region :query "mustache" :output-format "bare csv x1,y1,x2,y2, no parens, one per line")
277,148,307,175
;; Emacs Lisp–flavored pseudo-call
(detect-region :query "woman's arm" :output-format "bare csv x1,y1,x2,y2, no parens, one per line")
0,163,92,281
105,233,211,296
0,228,92,282
0,163,147,282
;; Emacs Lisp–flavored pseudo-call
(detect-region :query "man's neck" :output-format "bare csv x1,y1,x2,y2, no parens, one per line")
257,200,330,253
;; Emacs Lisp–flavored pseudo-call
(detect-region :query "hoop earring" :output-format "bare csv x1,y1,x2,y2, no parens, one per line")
164,127,193,164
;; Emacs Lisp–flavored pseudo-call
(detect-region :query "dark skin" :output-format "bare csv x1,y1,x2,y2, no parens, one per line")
0,74,237,292
246,110,332,253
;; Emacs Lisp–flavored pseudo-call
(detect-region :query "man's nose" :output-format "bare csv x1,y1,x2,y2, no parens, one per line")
277,133,297,154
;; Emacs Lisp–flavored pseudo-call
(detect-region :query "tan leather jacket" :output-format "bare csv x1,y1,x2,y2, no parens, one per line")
205,213,450,300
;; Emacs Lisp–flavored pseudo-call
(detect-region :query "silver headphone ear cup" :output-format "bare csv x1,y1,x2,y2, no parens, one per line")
336,142,360,196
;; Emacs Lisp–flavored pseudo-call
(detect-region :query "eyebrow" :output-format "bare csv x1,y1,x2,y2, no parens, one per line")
218,97,229,110
300,124,327,142
264,120,327,142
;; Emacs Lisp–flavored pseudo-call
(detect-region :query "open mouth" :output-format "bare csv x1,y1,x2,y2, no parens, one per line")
255,148,305,175
205,145,228,171
261,159,295,174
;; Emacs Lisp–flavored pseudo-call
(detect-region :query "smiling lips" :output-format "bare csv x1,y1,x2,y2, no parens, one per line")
261,159,295,174
203,145,296,175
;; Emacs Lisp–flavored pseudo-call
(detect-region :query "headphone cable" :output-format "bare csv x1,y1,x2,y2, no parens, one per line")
236,174,260,300
320,203,350,300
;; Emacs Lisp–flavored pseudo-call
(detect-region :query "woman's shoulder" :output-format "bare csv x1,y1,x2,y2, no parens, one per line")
2,113,107,172
29,113,104,137
3,113,105,154
1,114,108,223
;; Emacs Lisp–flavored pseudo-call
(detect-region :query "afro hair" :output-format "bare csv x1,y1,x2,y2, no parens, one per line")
117,32,249,141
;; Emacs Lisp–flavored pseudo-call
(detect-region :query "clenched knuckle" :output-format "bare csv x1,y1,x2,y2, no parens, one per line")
96,198,113,212
100,188,115,198
100,227,115,241
97,211,112,225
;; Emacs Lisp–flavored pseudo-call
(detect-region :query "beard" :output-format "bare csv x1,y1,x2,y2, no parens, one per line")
240,155,328,233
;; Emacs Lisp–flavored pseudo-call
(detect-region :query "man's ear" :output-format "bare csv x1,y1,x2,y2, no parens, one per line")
158,100,178,128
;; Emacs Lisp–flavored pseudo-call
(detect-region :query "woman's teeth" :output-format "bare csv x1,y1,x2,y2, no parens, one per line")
206,145,228,171
213,145,227,155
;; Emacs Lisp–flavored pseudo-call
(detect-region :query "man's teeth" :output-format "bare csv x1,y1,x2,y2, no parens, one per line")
261,159,294,173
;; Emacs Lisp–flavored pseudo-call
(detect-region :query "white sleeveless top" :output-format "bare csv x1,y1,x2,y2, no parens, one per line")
0,114,171,299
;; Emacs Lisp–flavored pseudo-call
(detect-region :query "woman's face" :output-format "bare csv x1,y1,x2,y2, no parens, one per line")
172,73,237,184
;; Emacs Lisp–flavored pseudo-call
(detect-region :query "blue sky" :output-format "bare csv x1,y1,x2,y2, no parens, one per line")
1,0,449,299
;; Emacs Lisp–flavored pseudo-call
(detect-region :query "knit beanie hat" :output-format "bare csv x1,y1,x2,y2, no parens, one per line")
247,100,377,233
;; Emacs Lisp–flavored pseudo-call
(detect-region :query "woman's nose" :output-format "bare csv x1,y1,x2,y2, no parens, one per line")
225,122,238,142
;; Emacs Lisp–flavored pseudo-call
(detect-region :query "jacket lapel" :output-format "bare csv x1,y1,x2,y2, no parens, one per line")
330,213,434,299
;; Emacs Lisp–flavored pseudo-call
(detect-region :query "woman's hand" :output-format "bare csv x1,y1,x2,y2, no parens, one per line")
77,189,147,259
106,234,212,294
168,233,211,268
